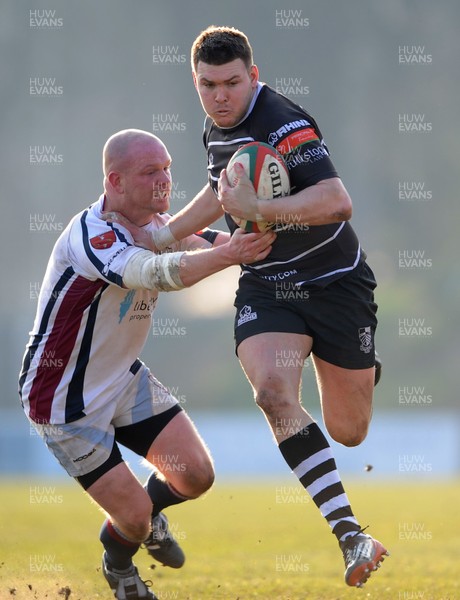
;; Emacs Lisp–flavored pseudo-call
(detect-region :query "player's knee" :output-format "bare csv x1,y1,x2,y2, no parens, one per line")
193,462,215,496
118,496,152,541
338,431,367,447
254,384,292,417
177,453,215,498
327,421,369,447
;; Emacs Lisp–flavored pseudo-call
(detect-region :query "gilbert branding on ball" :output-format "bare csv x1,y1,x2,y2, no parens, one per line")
226,141,290,233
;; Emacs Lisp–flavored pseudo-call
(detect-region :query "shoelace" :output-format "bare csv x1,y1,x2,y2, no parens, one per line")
342,527,372,565
347,525,369,540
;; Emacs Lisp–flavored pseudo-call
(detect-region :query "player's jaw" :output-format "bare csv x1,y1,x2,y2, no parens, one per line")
120,183,171,224
151,183,171,211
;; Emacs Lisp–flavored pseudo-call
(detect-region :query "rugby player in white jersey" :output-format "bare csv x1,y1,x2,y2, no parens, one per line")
19,128,274,600
131,26,389,588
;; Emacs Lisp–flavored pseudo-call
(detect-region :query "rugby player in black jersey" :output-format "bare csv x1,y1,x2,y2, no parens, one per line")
123,26,389,588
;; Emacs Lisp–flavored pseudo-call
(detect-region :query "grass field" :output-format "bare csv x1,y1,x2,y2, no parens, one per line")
1,479,459,600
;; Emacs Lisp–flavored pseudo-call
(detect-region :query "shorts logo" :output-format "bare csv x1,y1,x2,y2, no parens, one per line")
237,305,258,326
72,447,96,463
358,326,373,354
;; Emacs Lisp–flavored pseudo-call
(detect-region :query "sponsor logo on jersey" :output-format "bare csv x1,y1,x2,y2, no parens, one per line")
358,326,373,353
119,290,135,323
131,297,157,320
102,246,126,276
267,119,311,145
237,305,258,327
284,144,329,169
119,291,157,324
90,230,116,249
275,128,319,155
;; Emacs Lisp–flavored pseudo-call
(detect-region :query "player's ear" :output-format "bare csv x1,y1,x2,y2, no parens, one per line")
192,70,198,90
249,64,259,87
107,171,123,193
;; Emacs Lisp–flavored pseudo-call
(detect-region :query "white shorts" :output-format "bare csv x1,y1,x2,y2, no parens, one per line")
29,360,178,477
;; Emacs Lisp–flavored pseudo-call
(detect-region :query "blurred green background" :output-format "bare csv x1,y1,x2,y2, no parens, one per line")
1,1,459,476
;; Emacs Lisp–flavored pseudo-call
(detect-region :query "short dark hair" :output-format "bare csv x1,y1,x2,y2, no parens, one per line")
191,25,253,71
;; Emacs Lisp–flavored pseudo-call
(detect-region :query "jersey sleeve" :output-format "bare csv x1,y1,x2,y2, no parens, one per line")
175,227,221,251
67,210,144,287
259,88,339,191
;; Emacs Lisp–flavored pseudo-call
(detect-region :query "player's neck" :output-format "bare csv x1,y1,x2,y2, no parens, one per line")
103,194,155,227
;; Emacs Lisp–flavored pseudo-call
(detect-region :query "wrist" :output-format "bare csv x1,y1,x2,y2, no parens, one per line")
152,225,177,251
217,241,238,266
255,199,268,222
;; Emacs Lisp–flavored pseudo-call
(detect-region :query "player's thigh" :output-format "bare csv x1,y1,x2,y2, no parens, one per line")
86,461,152,537
237,331,313,396
308,262,378,370
234,275,313,398
146,410,214,496
313,355,374,447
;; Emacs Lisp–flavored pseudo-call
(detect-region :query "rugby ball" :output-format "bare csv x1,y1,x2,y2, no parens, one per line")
226,141,290,232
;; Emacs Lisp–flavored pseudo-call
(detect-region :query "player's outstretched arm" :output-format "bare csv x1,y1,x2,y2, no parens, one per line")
123,228,275,292
161,184,224,249
102,184,223,252
178,228,274,287
168,183,224,235
101,206,229,253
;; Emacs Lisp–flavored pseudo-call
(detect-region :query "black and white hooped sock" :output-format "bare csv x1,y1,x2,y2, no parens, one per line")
278,422,362,542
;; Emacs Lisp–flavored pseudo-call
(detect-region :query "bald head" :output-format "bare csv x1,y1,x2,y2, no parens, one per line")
102,129,173,224
103,129,166,179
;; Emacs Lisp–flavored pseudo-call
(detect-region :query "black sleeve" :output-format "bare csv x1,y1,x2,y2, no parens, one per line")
194,227,220,245
256,88,339,191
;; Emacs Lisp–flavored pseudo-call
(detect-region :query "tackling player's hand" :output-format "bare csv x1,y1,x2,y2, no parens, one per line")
218,162,259,221
228,227,275,264
100,211,158,252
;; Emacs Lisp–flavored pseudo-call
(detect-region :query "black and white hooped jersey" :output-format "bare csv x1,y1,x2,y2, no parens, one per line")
204,83,363,287
19,195,214,425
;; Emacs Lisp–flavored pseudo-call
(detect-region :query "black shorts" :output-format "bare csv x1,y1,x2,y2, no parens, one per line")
75,404,183,490
233,261,378,369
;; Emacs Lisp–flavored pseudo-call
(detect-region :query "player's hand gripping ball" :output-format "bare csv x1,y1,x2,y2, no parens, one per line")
226,141,290,233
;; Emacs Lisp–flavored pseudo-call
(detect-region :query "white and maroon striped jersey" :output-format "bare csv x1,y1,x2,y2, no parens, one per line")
19,195,211,425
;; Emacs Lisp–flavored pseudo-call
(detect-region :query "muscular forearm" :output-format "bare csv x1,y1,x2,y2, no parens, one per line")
178,245,236,287
123,244,232,292
123,246,234,291
123,229,274,291
257,177,352,226
168,184,224,240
